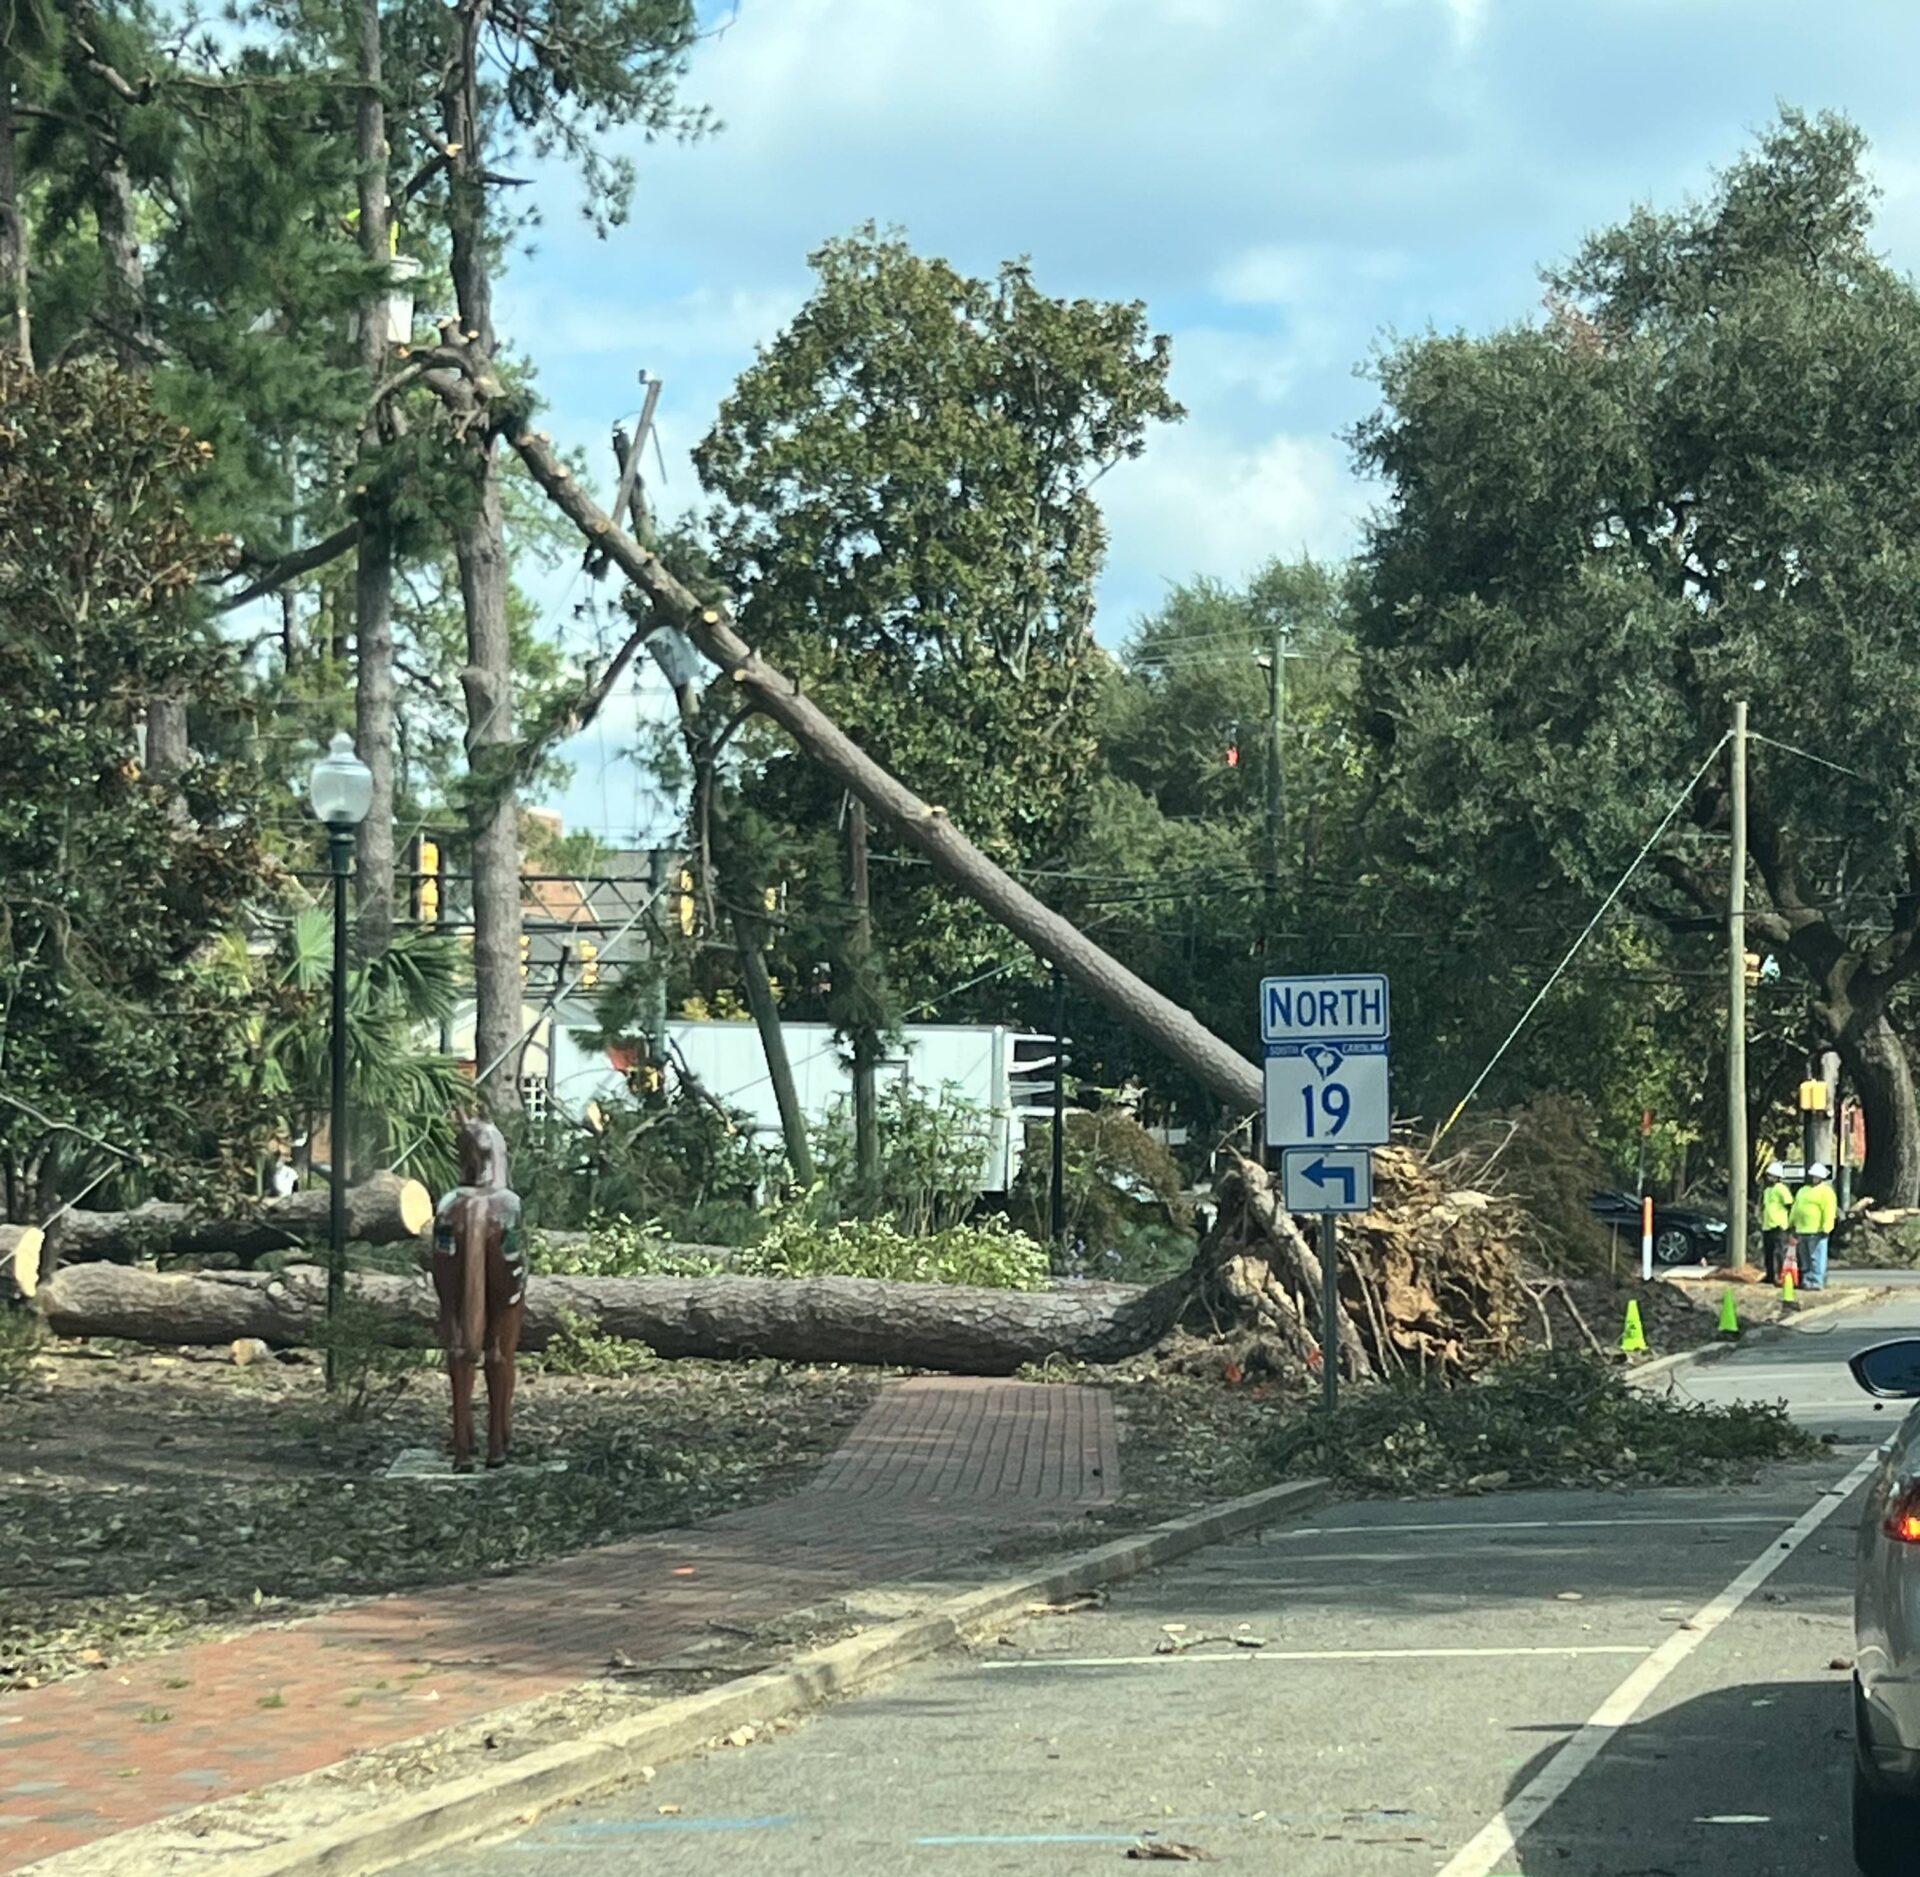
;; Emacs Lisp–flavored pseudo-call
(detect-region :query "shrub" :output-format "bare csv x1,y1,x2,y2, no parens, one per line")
529,1218,725,1279
0,1306,41,1392
541,1311,658,1378
812,1082,994,1234
308,1293,433,1424
736,1213,1050,1289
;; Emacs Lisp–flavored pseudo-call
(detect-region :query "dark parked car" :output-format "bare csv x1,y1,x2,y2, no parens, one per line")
1587,1190,1730,1267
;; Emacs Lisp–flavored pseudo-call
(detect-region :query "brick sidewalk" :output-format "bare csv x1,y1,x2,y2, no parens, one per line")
0,1378,1116,1874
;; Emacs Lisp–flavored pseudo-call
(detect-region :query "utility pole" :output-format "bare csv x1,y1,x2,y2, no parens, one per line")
847,797,881,1206
1727,700,1749,1269
1050,964,1068,1253
1264,614,1291,910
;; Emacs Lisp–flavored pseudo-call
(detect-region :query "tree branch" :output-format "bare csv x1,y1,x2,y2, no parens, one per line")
215,521,363,613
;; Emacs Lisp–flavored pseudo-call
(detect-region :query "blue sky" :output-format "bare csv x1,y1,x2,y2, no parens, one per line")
507,0,1920,843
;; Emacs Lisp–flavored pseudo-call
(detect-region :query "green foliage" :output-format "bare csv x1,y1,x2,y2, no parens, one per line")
0,1310,42,1394
1008,1108,1195,1280
540,1311,658,1377
696,226,1182,1009
249,914,469,1189
508,1089,775,1241
0,359,269,1212
307,1294,432,1424
1353,109,1920,1190
812,1081,994,1234
1269,1350,1814,1495
529,1218,721,1278
735,1212,1051,1290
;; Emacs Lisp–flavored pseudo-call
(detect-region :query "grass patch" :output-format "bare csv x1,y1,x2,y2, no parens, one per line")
1269,1349,1816,1495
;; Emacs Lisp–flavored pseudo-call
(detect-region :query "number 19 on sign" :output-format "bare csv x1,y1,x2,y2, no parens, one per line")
1263,1046,1389,1150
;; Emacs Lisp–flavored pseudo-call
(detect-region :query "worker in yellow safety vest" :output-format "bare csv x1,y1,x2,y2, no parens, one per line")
1760,1162,1794,1284
1789,1162,1838,1291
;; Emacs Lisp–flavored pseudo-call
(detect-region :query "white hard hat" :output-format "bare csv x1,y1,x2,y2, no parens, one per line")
1767,1161,1786,1179
1809,1162,1831,1181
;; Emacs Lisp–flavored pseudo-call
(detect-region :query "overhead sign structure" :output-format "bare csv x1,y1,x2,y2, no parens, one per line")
1261,974,1392,1151
1281,1148,1373,1216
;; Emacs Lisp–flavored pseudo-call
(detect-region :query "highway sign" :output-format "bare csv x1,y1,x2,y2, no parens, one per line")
1281,1147,1373,1215
1263,1040,1390,1148
1260,973,1390,1046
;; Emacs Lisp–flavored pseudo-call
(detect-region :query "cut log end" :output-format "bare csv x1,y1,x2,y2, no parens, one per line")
396,1179,434,1237
1,1225,44,1299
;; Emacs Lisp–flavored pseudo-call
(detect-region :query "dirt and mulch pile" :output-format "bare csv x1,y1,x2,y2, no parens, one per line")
0,1340,877,1693
1836,1204,1920,1268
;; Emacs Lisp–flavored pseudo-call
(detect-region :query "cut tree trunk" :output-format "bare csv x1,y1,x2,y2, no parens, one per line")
733,910,816,1188
36,1263,1186,1376
444,1,522,1111
352,0,396,952
414,347,1265,1116
44,1172,433,1267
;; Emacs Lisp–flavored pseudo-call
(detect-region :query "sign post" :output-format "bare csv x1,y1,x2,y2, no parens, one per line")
1261,975,1391,1413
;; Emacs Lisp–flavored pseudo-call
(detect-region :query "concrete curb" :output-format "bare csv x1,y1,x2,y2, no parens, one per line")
24,1478,1329,1877
1631,1283,1887,1386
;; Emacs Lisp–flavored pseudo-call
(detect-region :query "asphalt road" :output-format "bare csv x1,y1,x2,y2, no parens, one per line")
409,1286,1920,1877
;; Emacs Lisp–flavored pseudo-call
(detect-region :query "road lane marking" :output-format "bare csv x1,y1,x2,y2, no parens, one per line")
1275,1514,1808,1538
1435,1450,1884,1877
985,1646,1653,1669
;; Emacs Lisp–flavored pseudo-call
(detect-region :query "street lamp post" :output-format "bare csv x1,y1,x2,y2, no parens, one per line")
309,732,373,1389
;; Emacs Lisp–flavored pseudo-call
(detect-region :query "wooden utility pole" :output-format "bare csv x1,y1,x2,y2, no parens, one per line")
1264,616,1290,908
847,797,881,1204
1727,700,1749,1268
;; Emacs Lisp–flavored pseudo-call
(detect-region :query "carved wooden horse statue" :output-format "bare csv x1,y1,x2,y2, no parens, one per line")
432,1118,527,1471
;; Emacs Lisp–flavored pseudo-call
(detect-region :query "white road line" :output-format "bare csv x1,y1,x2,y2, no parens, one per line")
1274,1513,1807,1539
1435,1450,1885,1877
985,1646,1653,1670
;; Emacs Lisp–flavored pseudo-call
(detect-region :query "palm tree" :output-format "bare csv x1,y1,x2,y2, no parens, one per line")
258,913,468,1193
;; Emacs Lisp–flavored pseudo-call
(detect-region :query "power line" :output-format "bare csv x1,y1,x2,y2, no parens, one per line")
1433,731,1735,1148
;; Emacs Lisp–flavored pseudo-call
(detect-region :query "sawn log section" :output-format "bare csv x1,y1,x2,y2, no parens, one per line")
37,1262,1187,1376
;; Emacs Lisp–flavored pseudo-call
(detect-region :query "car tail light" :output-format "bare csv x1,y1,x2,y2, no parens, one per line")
1885,1485,1920,1544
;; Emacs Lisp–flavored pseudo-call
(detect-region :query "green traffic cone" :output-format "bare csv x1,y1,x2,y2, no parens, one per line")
1718,1287,1740,1337
1620,1299,1648,1355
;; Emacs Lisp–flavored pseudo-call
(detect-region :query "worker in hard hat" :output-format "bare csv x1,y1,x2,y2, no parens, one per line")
1760,1161,1794,1284
1789,1162,1838,1291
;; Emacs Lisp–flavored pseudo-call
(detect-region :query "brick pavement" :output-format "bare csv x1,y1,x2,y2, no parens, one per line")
0,1378,1115,1874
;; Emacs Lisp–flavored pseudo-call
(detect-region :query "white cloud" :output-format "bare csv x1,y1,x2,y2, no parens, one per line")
1097,425,1372,626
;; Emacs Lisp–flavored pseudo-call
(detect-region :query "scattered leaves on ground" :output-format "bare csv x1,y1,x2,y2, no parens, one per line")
0,1343,875,1691
1268,1348,1816,1495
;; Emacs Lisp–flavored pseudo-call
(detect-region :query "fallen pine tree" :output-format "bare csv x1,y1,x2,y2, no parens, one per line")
41,1172,435,1270
35,1147,1537,1380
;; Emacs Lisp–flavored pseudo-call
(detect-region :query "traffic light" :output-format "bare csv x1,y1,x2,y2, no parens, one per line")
518,932,531,981
676,868,696,937
1744,951,1762,987
415,837,440,925
578,940,599,989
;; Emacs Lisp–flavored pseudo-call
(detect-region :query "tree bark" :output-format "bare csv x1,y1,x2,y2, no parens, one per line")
733,910,817,1189
0,59,30,364
36,1262,1184,1375
1845,1009,1920,1206
415,347,1266,1116
44,1171,433,1267
352,0,397,951
443,1,521,1110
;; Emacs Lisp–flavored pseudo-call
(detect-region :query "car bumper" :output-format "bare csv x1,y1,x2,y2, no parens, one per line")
1860,1668,1920,1788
